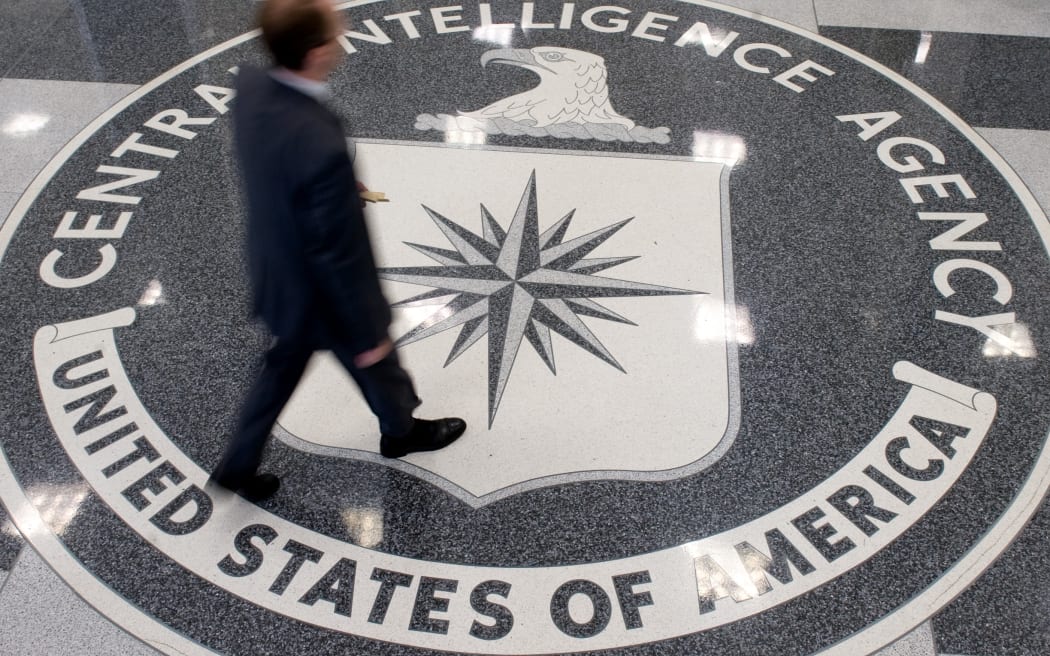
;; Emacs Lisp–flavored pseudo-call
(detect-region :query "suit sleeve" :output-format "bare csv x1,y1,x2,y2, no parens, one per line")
295,122,392,353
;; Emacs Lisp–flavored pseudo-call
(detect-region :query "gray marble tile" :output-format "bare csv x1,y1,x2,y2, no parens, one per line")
818,27,1050,130
814,0,1050,37
0,192,18,233
875,621,937,656
0,547,160,655
0,79,138,193
717,0,818,32
0,0,69,79
977,127,1050,215
5,1,257,84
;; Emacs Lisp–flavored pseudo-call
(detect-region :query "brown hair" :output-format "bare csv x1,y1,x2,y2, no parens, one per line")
258,0,331,71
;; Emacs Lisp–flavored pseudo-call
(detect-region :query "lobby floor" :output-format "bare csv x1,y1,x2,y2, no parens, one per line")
1,1,1048,655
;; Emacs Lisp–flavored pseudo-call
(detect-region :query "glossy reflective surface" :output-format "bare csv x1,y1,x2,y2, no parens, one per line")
0,2,1048,655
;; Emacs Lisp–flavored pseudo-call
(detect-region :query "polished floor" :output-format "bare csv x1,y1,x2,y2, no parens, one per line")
1,1,1049,655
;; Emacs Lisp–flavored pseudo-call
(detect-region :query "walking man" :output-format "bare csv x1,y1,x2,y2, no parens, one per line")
210,0,466,502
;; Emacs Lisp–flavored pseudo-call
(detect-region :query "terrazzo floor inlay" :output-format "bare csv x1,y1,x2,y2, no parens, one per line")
0,1,1048,655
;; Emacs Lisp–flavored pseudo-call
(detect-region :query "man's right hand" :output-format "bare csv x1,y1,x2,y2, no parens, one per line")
354,338,393,368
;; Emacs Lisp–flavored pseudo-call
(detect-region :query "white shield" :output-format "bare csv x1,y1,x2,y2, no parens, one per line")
277,140,741,503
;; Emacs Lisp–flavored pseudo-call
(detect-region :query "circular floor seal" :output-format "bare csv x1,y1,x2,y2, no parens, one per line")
1,1,1048,654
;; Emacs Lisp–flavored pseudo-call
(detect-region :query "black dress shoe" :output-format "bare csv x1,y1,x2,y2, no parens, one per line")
380,417,466,458
209,473,280,502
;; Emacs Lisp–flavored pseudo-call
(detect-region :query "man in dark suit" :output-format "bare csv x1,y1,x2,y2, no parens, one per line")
210,0,466,502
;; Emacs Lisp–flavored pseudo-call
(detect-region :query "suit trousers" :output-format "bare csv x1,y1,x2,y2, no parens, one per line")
211,335,420,485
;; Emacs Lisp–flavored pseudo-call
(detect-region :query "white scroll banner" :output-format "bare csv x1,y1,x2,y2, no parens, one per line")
33,308,996,654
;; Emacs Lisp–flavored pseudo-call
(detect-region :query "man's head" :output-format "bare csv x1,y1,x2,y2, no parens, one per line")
258,0,343,80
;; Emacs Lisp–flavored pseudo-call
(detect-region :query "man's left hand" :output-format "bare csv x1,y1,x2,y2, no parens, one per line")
354,338,393,368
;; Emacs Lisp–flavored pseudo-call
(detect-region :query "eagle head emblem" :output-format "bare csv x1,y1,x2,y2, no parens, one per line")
462,47,635,130
415,46,670,143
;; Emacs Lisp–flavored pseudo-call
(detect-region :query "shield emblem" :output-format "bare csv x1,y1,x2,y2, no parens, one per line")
277,140,740,502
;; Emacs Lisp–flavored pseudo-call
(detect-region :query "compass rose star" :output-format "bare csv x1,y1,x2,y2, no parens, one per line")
378,171,702,427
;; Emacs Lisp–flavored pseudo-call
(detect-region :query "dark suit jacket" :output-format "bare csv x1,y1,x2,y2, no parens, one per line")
233,65,390,353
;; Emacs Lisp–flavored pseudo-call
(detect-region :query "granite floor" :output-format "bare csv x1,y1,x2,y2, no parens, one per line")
0,1,1048,655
